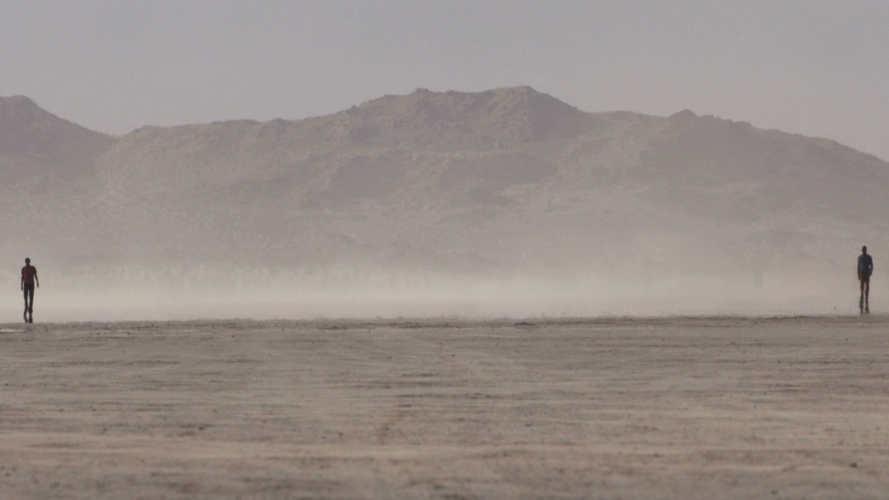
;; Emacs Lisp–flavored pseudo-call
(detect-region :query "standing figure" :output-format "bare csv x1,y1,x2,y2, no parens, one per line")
21,257,39,323
858,246,873,314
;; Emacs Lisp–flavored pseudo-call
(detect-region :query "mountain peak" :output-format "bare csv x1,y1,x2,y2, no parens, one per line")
0,95,114,160
0,95,52,124
669,109,698,121
337,86,588,147
0,95,39,108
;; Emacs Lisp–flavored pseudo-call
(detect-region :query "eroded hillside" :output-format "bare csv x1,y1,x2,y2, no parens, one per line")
2,88,886,314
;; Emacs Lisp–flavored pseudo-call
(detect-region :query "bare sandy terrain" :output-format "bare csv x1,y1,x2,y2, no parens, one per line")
1,316,887,499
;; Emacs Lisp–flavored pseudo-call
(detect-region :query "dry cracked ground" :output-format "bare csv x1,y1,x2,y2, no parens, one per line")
1,316,888,499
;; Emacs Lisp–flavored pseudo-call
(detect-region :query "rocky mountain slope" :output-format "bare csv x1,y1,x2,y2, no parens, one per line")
0,96,115,270
2,88,887,306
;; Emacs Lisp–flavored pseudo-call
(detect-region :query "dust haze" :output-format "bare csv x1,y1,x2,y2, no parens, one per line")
0,266,873,323
1,88,887,321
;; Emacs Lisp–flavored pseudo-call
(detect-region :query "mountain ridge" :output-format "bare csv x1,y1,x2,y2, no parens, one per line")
0,95,114,161
1,88,886,308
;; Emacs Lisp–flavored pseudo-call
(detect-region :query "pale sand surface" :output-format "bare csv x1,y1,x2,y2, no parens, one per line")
1,316,887,499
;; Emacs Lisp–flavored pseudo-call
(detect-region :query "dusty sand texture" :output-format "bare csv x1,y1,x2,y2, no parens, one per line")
0,316,888,499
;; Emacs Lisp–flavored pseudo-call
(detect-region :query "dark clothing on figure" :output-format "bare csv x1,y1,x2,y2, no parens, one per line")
859,252,873,314
22,265,37,285
23,283,34,312
859,254,873,277
21,263,38,322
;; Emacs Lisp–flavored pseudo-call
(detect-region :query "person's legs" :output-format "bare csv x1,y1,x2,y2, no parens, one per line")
860,277,866,310
864,276,870,310
24,284,34,321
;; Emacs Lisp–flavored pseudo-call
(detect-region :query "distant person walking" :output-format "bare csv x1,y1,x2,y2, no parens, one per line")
858,246,873,314
21,258,39,323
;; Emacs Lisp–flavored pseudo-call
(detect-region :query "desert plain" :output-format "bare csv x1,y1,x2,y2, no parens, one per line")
0,315,887,499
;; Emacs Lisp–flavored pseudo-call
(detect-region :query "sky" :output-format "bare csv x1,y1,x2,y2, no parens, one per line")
3,0,889,159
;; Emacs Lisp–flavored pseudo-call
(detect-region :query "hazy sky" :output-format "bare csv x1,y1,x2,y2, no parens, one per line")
3,1,889,159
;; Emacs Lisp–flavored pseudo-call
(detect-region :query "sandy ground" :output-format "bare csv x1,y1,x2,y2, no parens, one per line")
1,316,888,499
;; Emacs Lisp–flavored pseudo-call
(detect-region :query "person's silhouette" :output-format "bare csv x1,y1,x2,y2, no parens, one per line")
858,246,873,314
21,258,39,323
